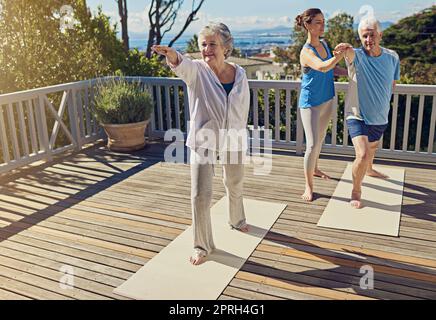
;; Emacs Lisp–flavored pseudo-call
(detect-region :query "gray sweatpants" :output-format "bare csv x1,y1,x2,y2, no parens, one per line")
300,99,334,175
190,148,246,257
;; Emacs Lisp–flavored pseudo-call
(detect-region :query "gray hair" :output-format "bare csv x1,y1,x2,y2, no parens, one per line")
358,16,382,35
198,23,234,59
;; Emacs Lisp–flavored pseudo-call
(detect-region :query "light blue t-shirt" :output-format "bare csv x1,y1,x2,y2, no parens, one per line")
298,40,335,108
353,47,400,125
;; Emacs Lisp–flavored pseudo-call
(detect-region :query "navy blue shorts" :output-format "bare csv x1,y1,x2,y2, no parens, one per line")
346,119,388,143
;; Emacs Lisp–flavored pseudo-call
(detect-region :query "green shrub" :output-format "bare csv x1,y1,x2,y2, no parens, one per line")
94,77,153,125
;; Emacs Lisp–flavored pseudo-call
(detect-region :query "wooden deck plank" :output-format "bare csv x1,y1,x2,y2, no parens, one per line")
222,284,286,300
227,278,328,300
0,255,117,299
0,141,435,300
0,287,31,300
0,274,70,300
0,245,125,288
250,248,436,299
235,270,375,300
251,250,436,293
0,232,145,273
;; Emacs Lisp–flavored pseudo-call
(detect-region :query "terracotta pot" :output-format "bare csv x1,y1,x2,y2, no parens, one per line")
102,120,150,152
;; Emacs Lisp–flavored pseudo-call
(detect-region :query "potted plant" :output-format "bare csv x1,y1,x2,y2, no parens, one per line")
94,77,153,152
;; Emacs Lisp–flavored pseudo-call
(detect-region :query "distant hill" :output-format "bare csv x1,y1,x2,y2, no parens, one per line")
236,25,291,35
237,21,394,35
128,21,394,40
382,6,435,64
352,21,394,31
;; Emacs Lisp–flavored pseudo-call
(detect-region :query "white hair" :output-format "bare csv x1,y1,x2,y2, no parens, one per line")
198,22,234,59
358,16,382,35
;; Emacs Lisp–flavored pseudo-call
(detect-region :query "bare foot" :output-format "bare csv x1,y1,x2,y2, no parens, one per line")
350,190,363,209
301,185,313,202
314,169,331,180
238,223,250,232
232,222,250,232
367,168,389,179
189,250,206,266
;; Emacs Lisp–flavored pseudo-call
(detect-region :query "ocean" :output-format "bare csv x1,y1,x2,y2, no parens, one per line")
129,33,293,55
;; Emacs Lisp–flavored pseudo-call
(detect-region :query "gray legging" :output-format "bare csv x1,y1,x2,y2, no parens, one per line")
190,148,246,257
300,99,334,175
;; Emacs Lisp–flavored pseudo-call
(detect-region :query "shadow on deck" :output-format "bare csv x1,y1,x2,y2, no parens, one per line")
0,140,435,300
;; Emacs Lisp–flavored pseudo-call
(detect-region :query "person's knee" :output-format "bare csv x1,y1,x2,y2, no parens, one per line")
223,175,243,190
369,142,379,151
191,188,212,204
356,149,369,163
223,169,244,190
305,138,321,155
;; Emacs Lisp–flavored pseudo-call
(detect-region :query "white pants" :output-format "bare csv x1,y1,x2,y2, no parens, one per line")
300,99,334,174
190,149,246,257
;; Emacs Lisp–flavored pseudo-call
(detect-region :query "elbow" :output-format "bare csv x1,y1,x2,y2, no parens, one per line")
317,63,332,73
318,66,330,73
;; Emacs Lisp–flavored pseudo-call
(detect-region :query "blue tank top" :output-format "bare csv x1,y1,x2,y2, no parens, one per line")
298,40,335,108
221,82,234,96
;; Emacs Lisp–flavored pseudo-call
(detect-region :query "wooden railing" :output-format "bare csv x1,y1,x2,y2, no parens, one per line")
0,79,104,174
144,77,436,163
1,77,435,174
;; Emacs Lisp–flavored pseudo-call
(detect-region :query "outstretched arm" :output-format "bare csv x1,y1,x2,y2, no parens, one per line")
151,45,179,66
152,45,198,86
300,48,345,73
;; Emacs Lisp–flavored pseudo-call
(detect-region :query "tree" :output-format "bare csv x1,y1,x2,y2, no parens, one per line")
324,13,359,74
0,0,126,94
186,34,199,53
146,0,205,58
324,13,359,50
272,25,306,79
382,6,435,84
116,0,129,53
124,48,174,77
231,47,242,58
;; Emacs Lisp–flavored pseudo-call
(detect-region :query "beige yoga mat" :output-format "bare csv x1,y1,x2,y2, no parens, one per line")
113,197,287,300
317,164,404,237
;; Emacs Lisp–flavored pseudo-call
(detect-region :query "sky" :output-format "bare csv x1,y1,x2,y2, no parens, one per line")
86,0,435,35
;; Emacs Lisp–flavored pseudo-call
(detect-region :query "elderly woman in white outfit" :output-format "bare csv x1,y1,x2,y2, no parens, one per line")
152,23,250,266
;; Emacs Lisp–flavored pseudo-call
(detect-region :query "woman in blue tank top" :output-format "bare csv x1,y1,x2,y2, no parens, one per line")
296,8,348,202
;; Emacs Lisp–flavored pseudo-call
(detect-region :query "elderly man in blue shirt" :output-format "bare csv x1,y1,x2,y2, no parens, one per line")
337,16,400,209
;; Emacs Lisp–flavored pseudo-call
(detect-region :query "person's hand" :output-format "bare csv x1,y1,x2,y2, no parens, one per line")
333,49,346,58
151,45,178,66
151,45,174,57
334,43,353,52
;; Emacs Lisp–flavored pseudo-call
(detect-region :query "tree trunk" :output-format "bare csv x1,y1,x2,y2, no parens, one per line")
117,0,129,53
146,28,156,58
168,0,205,48
146,0,205,58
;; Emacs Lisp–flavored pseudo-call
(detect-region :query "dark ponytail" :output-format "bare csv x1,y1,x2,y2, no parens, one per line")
295,14,303,30
294,8,322,31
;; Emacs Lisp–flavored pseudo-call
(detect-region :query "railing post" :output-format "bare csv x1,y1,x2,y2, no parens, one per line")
146,84,156,140
428,95,436,154
0,104,10,163
68,88,82,151
37,95,52,161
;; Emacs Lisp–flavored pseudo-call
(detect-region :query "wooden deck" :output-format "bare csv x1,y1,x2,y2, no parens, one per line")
0,140,435,300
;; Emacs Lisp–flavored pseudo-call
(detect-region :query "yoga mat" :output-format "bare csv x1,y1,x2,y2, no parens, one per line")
317,163,404,237
113,197,287,300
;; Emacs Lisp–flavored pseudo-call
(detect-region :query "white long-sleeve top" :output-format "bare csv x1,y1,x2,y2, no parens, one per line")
169,53,250,152
344,59,363,121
